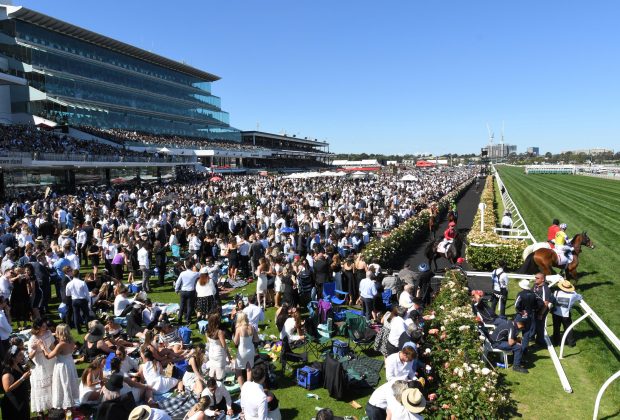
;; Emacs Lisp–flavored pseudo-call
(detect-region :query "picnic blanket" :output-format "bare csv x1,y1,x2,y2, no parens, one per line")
342,356,384,388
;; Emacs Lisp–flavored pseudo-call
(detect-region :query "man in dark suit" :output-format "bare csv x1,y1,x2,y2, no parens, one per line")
313,252,330,299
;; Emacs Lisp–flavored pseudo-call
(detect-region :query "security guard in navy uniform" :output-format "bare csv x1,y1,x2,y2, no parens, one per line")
532,273,553,347
514,279,539,356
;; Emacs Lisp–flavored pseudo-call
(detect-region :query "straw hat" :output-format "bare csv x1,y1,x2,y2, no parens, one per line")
129,406,152,420
557,279,575,293
518,279,531,290
401,388,426,414
61,229,71,236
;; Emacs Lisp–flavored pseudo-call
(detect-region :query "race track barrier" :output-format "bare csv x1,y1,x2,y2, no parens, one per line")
493,165,536,243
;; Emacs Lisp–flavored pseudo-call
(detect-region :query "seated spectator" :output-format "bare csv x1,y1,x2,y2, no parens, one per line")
366,379,408,420
200,377,236,417
490,314,528,374
137,348,181,395
386,386,426,420
471,290,497,324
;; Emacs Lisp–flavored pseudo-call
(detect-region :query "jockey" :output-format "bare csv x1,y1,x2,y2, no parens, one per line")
554,223,574,258
438,221,457,253
547,218,560,248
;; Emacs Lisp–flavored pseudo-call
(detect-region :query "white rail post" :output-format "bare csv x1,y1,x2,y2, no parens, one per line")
593,370,620,420
478,202,486,232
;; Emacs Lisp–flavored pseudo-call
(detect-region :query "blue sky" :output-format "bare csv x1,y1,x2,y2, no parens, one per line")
12,0,620,155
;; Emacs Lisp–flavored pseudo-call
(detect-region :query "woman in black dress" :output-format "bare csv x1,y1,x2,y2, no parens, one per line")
9,268,31,328
227,238,239,280
1,345,31,419
342,256,355,305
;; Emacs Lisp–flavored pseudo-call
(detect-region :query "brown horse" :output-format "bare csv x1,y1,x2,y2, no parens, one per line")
520,232,595,279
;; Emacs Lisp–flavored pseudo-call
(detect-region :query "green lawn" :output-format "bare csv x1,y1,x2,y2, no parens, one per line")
495,164,620,419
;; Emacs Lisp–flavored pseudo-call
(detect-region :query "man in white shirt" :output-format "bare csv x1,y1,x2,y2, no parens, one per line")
366,379,407,420
138,243,151,292
243,295,264,331
385,345,417,382
0,296,12,360
201,377,234,416
359,271,378,321
114,287,131,317
65,271,90,333
240,364,268,420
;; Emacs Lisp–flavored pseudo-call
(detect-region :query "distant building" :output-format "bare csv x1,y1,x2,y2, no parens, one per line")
527,147,540,156
482,143,516,159
560,148,613,155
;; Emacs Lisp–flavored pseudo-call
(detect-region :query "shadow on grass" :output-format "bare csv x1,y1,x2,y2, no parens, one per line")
495,371,521,418
600,410,620,420
280,408,300,418
575,280,613,292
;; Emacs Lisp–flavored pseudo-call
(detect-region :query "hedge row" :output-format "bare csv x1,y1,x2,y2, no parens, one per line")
423,270,516,418
465,176,526,271
362,178,474,266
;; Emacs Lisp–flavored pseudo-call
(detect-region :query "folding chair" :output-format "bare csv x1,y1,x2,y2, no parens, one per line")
322,282,348,306
345,312,377,354
280,336,308,372
171,244,182,261
382,289,393,311
304,316,331,359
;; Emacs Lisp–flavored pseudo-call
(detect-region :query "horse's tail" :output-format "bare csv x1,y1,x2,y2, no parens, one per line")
424,241,435,260
522,243,536,261
522,242,551,260
518,253,538,274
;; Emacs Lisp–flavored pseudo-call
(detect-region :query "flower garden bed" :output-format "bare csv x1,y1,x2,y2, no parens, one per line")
422,270,516,418
465,176,526,271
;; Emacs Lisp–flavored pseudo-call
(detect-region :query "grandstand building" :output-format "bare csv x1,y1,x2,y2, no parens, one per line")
0,4,331,197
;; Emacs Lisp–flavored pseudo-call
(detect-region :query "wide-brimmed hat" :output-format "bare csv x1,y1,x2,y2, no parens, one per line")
61,229,71,236
401,388,426,414
85,324,105,343
105,373,124,392
103,232,112,239
129,405,152,420
518,279,531,290
557,279,575,293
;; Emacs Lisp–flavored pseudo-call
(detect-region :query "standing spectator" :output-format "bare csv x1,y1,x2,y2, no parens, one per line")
153,241,167,287
514,279,538,355
490,260,509,317
240,364,268,420
27,319,55,417
206,313,232,381
65,270,90,333
243,294,264,332
359,270,378,321
313,252,330,299
552,280,582,347
381,268,400,296
9,268,31,329
196,265,217,321
1,345,31,419
234,311,258,388
533,273,552,347
174,261,199,325
87,237,101,277
40,324,79,411
137,242,151,293
111,246,126,283
76,225,88,266
0,297,11,360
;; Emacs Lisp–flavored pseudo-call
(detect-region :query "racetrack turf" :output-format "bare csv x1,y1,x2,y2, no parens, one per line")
495,164,620,419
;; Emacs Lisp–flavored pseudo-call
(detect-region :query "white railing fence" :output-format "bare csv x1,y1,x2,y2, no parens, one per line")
492,166,536,243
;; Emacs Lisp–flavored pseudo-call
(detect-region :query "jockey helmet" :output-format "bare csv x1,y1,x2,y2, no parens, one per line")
560,223,567,230
418,263,430,272
448,222,456,227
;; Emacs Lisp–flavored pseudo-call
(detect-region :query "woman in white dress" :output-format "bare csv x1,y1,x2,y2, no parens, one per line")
39,324,79,412
233,312,258,387
27,318,56,416
138,347,181,395
181,344,206,396
78,355,106,404
206,312,232,381
255,258,270,309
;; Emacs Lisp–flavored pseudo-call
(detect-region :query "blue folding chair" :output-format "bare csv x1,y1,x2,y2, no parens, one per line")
382,289,393,311
322,282,348,305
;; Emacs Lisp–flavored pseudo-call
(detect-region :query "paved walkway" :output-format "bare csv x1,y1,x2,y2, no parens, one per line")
397,180,483,271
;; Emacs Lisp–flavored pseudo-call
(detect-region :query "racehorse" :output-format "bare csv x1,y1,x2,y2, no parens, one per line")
428,205,439,239
425,229,466,271
519,232,594,280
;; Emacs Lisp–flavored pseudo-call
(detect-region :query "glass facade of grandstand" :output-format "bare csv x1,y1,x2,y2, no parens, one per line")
0,9,241,142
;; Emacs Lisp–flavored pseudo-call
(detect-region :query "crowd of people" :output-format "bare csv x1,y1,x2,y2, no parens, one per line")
0,167,477,419
0,125,153,159
78,126,269,152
